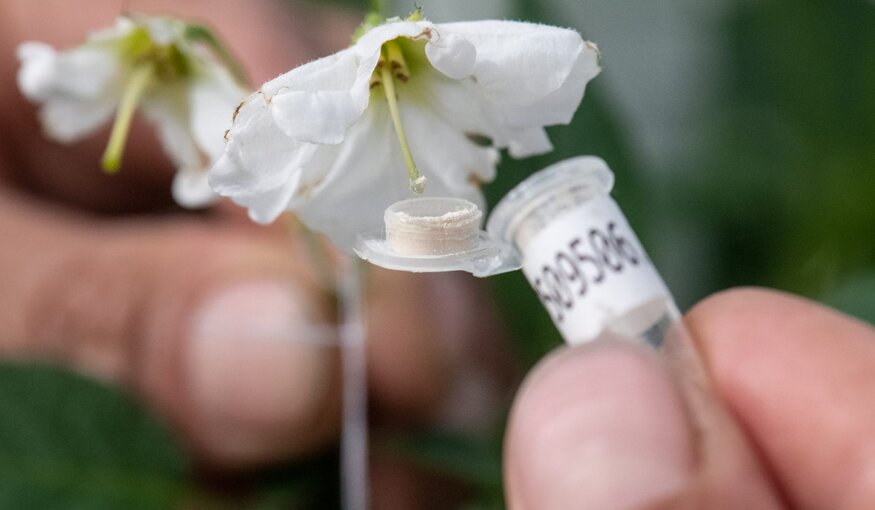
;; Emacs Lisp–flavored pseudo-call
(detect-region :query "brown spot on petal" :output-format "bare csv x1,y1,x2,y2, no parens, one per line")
465,133,493,147
294,176,326,200
231,101,244,124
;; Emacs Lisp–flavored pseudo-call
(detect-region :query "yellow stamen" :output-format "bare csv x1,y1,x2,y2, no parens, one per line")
101,63,154,173
379,41,424,193
384,39,409,82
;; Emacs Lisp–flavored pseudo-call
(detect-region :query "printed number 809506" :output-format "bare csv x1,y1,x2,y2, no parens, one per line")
531,221,641,323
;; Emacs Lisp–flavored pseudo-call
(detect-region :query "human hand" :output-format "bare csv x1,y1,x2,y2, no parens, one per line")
0,0,504,472
506,287,875,509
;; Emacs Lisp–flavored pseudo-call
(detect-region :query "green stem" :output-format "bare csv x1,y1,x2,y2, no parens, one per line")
379,45,424,193
101,63,154,173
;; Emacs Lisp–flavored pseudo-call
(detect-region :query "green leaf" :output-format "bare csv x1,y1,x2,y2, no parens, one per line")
383,430,502,490
383,429,506,509
245,453,341,510
0,362,200,510
681,0,875,299
822,271,875,325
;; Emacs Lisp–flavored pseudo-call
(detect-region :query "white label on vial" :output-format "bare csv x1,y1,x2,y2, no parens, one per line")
521,196,672,345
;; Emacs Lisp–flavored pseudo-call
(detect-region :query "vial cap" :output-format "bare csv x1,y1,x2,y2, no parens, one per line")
486,156,614,254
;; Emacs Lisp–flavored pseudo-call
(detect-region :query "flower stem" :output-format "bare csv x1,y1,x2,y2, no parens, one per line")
101,63,154,173
379,43,425,193
339,257,369,510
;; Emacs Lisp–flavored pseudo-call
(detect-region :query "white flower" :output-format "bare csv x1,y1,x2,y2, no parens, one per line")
17,15,249,208
211,16,600,251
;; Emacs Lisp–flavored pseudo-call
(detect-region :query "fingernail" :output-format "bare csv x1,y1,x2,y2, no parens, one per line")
187,281,336,462
507,342,694,510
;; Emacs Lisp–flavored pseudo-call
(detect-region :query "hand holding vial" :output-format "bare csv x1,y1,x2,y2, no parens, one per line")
505,288,875,510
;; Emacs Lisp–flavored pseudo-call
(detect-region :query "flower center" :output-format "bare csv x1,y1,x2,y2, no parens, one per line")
101,25,191,173
101,62,155,173
374,39,426,194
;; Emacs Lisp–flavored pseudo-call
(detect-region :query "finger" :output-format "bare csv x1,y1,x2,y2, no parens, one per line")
687,287,875,510
0,189,340,468
504,337,784,510
505,341,695,510
366,270,510,427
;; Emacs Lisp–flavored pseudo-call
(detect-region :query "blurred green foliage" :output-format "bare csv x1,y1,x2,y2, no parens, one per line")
0,362,342,510
0,363,191,509
683,0,875,310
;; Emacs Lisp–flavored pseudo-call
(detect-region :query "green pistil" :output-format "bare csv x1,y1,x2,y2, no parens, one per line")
406,7,423,22
379,40,424,193
101,63,154,173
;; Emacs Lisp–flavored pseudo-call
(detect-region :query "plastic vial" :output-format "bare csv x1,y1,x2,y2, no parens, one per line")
486,156,680,347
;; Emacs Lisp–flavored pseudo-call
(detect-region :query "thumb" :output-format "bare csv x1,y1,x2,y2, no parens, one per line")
505,342,695,510
504,330,784,510
0,192,340,468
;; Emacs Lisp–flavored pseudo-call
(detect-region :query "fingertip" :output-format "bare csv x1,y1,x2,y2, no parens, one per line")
183,280,340,468
98,223,341,469
685,287,875,509
505,341,694,510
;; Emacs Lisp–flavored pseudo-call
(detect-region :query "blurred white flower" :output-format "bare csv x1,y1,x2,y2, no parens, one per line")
211,14,600,251
17,15,249,208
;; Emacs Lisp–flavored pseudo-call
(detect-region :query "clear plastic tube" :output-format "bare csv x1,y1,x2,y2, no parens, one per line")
486,156,680,347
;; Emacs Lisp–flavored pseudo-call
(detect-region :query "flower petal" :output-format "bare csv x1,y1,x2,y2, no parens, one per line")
173,168,220,208
266,20,438,146
142,88,221,208
293,106,410,251
399,94,498,194
189,64,247,160
419,22,599,157
266,48,370,145
425,32,476,80
411,67,523,154
501,43,601,128
210,93,318,196
17,42,121,101
507,126,553,158
141,88,201,172
293,95,493,252
39,97,117,143
437,20,594,105
231,178,300,224
16,42,57,101
18,41,123,143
